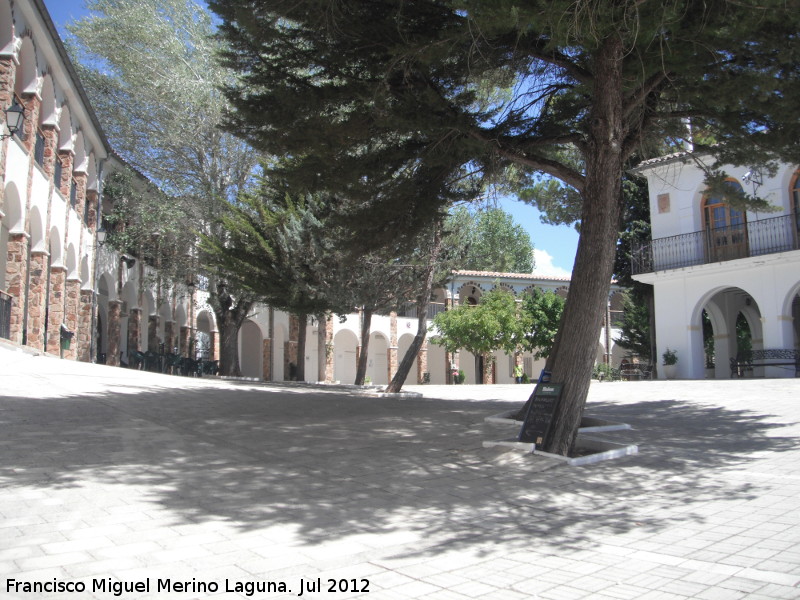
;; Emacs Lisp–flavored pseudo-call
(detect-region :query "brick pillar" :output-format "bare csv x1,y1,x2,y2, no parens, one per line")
41,124,58,179
64,278,80,360
84,189,98,230
211,330,219,361
164,320,176,353
107,300,122,367
20,93,41,154
417,342,428,384
25,250,48,351
128,308,141,354
388,311,399,383
146,315,158,352
57,151,73,197
73,172,88,223
5,233,30,344
325,316,334,383
262,338,272,381
77,289,93,361
179,325,190,356
45,266,67,355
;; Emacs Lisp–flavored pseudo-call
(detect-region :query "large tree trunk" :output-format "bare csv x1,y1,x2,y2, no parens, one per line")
386,223,443,393
354,308,373,385
538,38,626,456
217,312,243,376
212,280,253,377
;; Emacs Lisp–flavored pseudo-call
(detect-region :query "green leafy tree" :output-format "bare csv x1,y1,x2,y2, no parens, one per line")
446,206,534,273
211,0,800,455
520,289,565,360
202,187,354,381
431,288,524,382
67,0,259,376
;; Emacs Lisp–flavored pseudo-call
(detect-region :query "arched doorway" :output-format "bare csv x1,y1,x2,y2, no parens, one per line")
694,287,761,379
239,319,263,379
196,310,213,360
367,332,388,385
333,329,358,384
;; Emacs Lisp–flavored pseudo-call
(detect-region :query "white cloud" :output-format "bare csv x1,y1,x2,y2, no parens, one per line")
532,249,572,278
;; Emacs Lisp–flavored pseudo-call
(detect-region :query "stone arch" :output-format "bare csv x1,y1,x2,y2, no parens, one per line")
65,243,78,280
79,254,90,287
15,35,39,98
28,205,45,252
48,227,62,268
239,319,264,379
156,299,171,349
397,333,419,383
57,104,74,152
195,309,214,359
427,338,447,384
98,272,116,302
555,285,569,299
692,286,762,379
175,302,187,329
3,180,24,232
87,153,99,191
333,329,359,384
120,280,137,309
457,281,484,305
367,331,389,385
493,282,516,296
38,73,57,127
72,131,88,174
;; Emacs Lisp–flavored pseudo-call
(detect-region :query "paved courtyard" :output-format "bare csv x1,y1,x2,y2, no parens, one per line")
1,344,800,599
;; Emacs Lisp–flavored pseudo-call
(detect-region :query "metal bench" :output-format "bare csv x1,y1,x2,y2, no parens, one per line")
730,349,799,378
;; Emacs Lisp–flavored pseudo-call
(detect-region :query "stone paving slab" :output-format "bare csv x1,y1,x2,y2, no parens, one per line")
2,347,800,598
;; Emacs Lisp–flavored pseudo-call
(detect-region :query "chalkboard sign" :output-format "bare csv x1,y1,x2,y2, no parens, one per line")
518,383,563,446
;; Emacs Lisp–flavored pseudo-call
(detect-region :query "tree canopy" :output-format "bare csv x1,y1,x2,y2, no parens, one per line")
67,0,261,375
210,0,800,455
445,206,534,273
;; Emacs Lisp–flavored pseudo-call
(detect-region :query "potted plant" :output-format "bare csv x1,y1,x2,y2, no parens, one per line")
662,348,678,379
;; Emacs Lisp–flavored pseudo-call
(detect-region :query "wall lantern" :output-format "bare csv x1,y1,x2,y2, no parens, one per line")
1,103,26,139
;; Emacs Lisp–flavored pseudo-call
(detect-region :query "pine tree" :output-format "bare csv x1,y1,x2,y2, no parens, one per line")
210,0,800,455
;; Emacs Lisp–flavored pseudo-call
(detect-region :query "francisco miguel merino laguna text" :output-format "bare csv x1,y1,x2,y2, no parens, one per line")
7,576,371,596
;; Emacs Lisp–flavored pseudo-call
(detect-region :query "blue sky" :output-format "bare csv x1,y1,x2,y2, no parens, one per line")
43,0,580,277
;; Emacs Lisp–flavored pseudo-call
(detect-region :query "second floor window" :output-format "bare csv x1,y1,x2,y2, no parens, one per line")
70,179,77,210
54,158,63,193
34,129,45,166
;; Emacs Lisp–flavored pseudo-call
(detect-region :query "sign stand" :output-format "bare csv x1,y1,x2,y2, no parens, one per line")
518,370,562,448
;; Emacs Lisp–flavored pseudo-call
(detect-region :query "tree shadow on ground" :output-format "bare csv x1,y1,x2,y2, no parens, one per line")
0,383,796,565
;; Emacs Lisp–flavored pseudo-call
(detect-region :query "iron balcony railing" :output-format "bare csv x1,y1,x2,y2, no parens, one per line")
399,302,447,319
632,213,800,275
0,290,12,340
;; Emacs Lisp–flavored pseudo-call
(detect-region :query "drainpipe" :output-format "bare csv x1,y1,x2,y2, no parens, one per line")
89,158,105,363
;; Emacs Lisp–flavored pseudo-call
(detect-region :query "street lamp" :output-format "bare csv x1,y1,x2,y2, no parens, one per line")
1,103,25,139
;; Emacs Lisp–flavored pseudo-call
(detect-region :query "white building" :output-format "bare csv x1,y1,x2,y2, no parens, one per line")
632,154,800,379
235,270,626,386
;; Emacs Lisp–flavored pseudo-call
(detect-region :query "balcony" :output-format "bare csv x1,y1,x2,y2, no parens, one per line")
632,214,800,275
